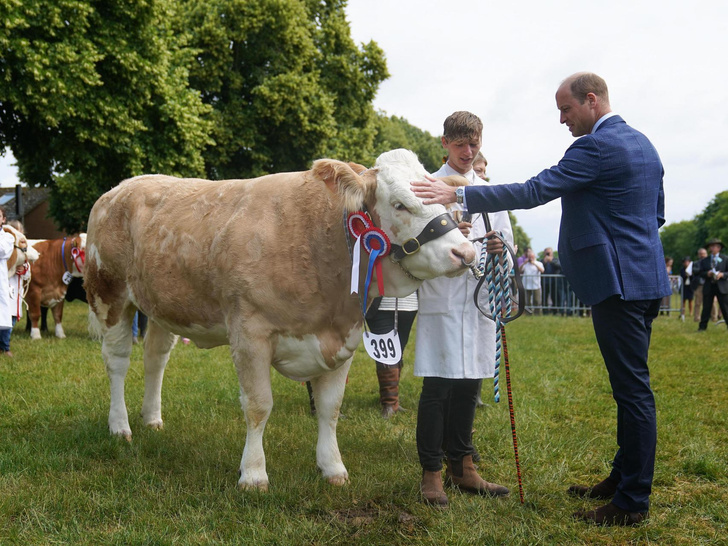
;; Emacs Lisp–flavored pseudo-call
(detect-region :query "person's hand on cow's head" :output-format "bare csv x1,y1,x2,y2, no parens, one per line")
411,175,458,205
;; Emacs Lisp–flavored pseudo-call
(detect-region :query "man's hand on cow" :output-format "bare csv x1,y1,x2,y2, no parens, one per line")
485,231,505,255
411,175,458,205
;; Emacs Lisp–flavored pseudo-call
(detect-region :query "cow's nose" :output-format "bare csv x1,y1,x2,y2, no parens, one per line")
451,242,476,267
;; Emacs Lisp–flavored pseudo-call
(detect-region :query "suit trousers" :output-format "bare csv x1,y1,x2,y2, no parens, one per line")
699,283,728,330
416,377,480,471
590,296,660,513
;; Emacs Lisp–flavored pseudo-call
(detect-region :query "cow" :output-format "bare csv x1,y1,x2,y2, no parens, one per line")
26,234,86,339
84,149,475,491
4,225,40,271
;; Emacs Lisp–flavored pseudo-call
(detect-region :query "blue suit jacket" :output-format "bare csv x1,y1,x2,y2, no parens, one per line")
465,115,671,306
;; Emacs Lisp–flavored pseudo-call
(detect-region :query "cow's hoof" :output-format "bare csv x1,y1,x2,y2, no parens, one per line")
326,474,349,486
237,479,269,492
145,420,164,431
111,430,133,443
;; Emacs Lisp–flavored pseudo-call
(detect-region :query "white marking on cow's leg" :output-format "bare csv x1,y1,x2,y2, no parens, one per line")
102,316,135,441
309,358,352,486
30,327,41,340
141,321,178,430
232,337,273,492
54,323,66,339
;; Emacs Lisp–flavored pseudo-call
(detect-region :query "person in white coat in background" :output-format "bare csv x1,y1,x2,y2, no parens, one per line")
415,112,513,507
0,207,16,356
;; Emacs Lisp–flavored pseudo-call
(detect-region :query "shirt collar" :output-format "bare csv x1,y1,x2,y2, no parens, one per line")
592,112,618,134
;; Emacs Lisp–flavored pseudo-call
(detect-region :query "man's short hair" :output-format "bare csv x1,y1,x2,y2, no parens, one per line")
443,111,482,142
568,72,609,105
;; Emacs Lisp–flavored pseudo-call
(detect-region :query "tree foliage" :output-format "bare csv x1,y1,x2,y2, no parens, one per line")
178,0,388,179
0,0,212,231
370,114,443,172
660,191,728,259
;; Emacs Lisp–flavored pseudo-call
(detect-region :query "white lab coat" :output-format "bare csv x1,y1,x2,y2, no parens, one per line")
414,165,513,379
0,231,15,329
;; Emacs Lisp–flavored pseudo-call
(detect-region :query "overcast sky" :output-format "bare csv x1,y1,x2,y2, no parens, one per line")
345,0,728,253
2,1,726,253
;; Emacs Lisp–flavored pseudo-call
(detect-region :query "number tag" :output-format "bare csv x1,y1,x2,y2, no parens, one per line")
363,330,402,365
62,271,72,285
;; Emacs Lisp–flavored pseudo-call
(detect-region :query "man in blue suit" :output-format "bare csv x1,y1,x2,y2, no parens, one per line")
412,72,671,526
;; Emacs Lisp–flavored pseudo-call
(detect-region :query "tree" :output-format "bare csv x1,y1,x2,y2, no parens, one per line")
0,0,212,231
659,220,698,261
695,191,728,248
370,114,443,172
179,0,388,179
508,211,530,256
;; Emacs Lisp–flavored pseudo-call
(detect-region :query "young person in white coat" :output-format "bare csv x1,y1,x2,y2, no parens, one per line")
0,207,16,356
415,111,513,507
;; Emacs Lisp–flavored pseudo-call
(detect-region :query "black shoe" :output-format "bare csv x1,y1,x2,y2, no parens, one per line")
568,476,618,499
573,502,648,527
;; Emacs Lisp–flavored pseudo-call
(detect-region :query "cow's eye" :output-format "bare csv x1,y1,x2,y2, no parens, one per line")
393,203,410,213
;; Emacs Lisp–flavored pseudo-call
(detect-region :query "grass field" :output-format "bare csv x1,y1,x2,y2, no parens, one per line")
1,301,726,544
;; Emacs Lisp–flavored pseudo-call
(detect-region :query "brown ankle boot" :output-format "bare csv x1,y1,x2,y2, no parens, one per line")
376,365,403,418
445,455,509,497
420,470,448,507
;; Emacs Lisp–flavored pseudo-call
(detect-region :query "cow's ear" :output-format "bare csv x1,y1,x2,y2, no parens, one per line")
311,159,372,212
438,174,469,187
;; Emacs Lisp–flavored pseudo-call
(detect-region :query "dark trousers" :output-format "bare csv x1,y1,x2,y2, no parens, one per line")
698,284,728,330
416,377,480,471
590,296,660,513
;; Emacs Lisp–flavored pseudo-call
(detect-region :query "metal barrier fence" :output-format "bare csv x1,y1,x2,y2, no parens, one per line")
515,274,684,316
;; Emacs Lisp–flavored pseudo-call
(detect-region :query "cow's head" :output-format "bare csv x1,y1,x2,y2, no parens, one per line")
67,233,87,276
313,149,475,297
3,225,40,271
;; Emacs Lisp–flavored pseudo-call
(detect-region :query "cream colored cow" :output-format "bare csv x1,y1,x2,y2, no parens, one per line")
84,149,475,491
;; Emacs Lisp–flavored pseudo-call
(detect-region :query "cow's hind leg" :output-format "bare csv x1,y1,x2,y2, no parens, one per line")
231,333,274,491
309,358,352,486
102,308,135,440
140,321,178,430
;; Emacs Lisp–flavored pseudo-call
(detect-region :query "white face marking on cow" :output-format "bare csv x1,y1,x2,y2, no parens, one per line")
371,150,475,282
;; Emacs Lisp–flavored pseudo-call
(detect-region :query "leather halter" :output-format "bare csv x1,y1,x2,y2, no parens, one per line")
389,212,459,262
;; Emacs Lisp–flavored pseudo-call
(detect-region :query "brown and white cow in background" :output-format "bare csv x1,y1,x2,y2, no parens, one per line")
26,234,86,339
85,149,475,491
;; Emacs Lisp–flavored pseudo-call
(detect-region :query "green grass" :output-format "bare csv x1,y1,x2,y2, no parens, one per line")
1,302,726,544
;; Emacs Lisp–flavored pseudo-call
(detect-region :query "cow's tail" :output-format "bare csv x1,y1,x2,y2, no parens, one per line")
87,308,105,341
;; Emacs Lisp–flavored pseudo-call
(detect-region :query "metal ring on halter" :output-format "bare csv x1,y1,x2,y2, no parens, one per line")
473,231,525,323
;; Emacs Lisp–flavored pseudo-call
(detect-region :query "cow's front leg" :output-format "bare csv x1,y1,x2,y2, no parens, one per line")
102,319,134,440
140,321,178,430
232,335,274,491
309,358,352,486
52,302,66,339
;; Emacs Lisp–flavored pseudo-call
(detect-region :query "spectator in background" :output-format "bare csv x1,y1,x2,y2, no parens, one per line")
692,248,708,321
679,256,694,319
520,248,544,315
542,247,564,315
660,257,674,315
697,238,728,332
516,246,530,269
